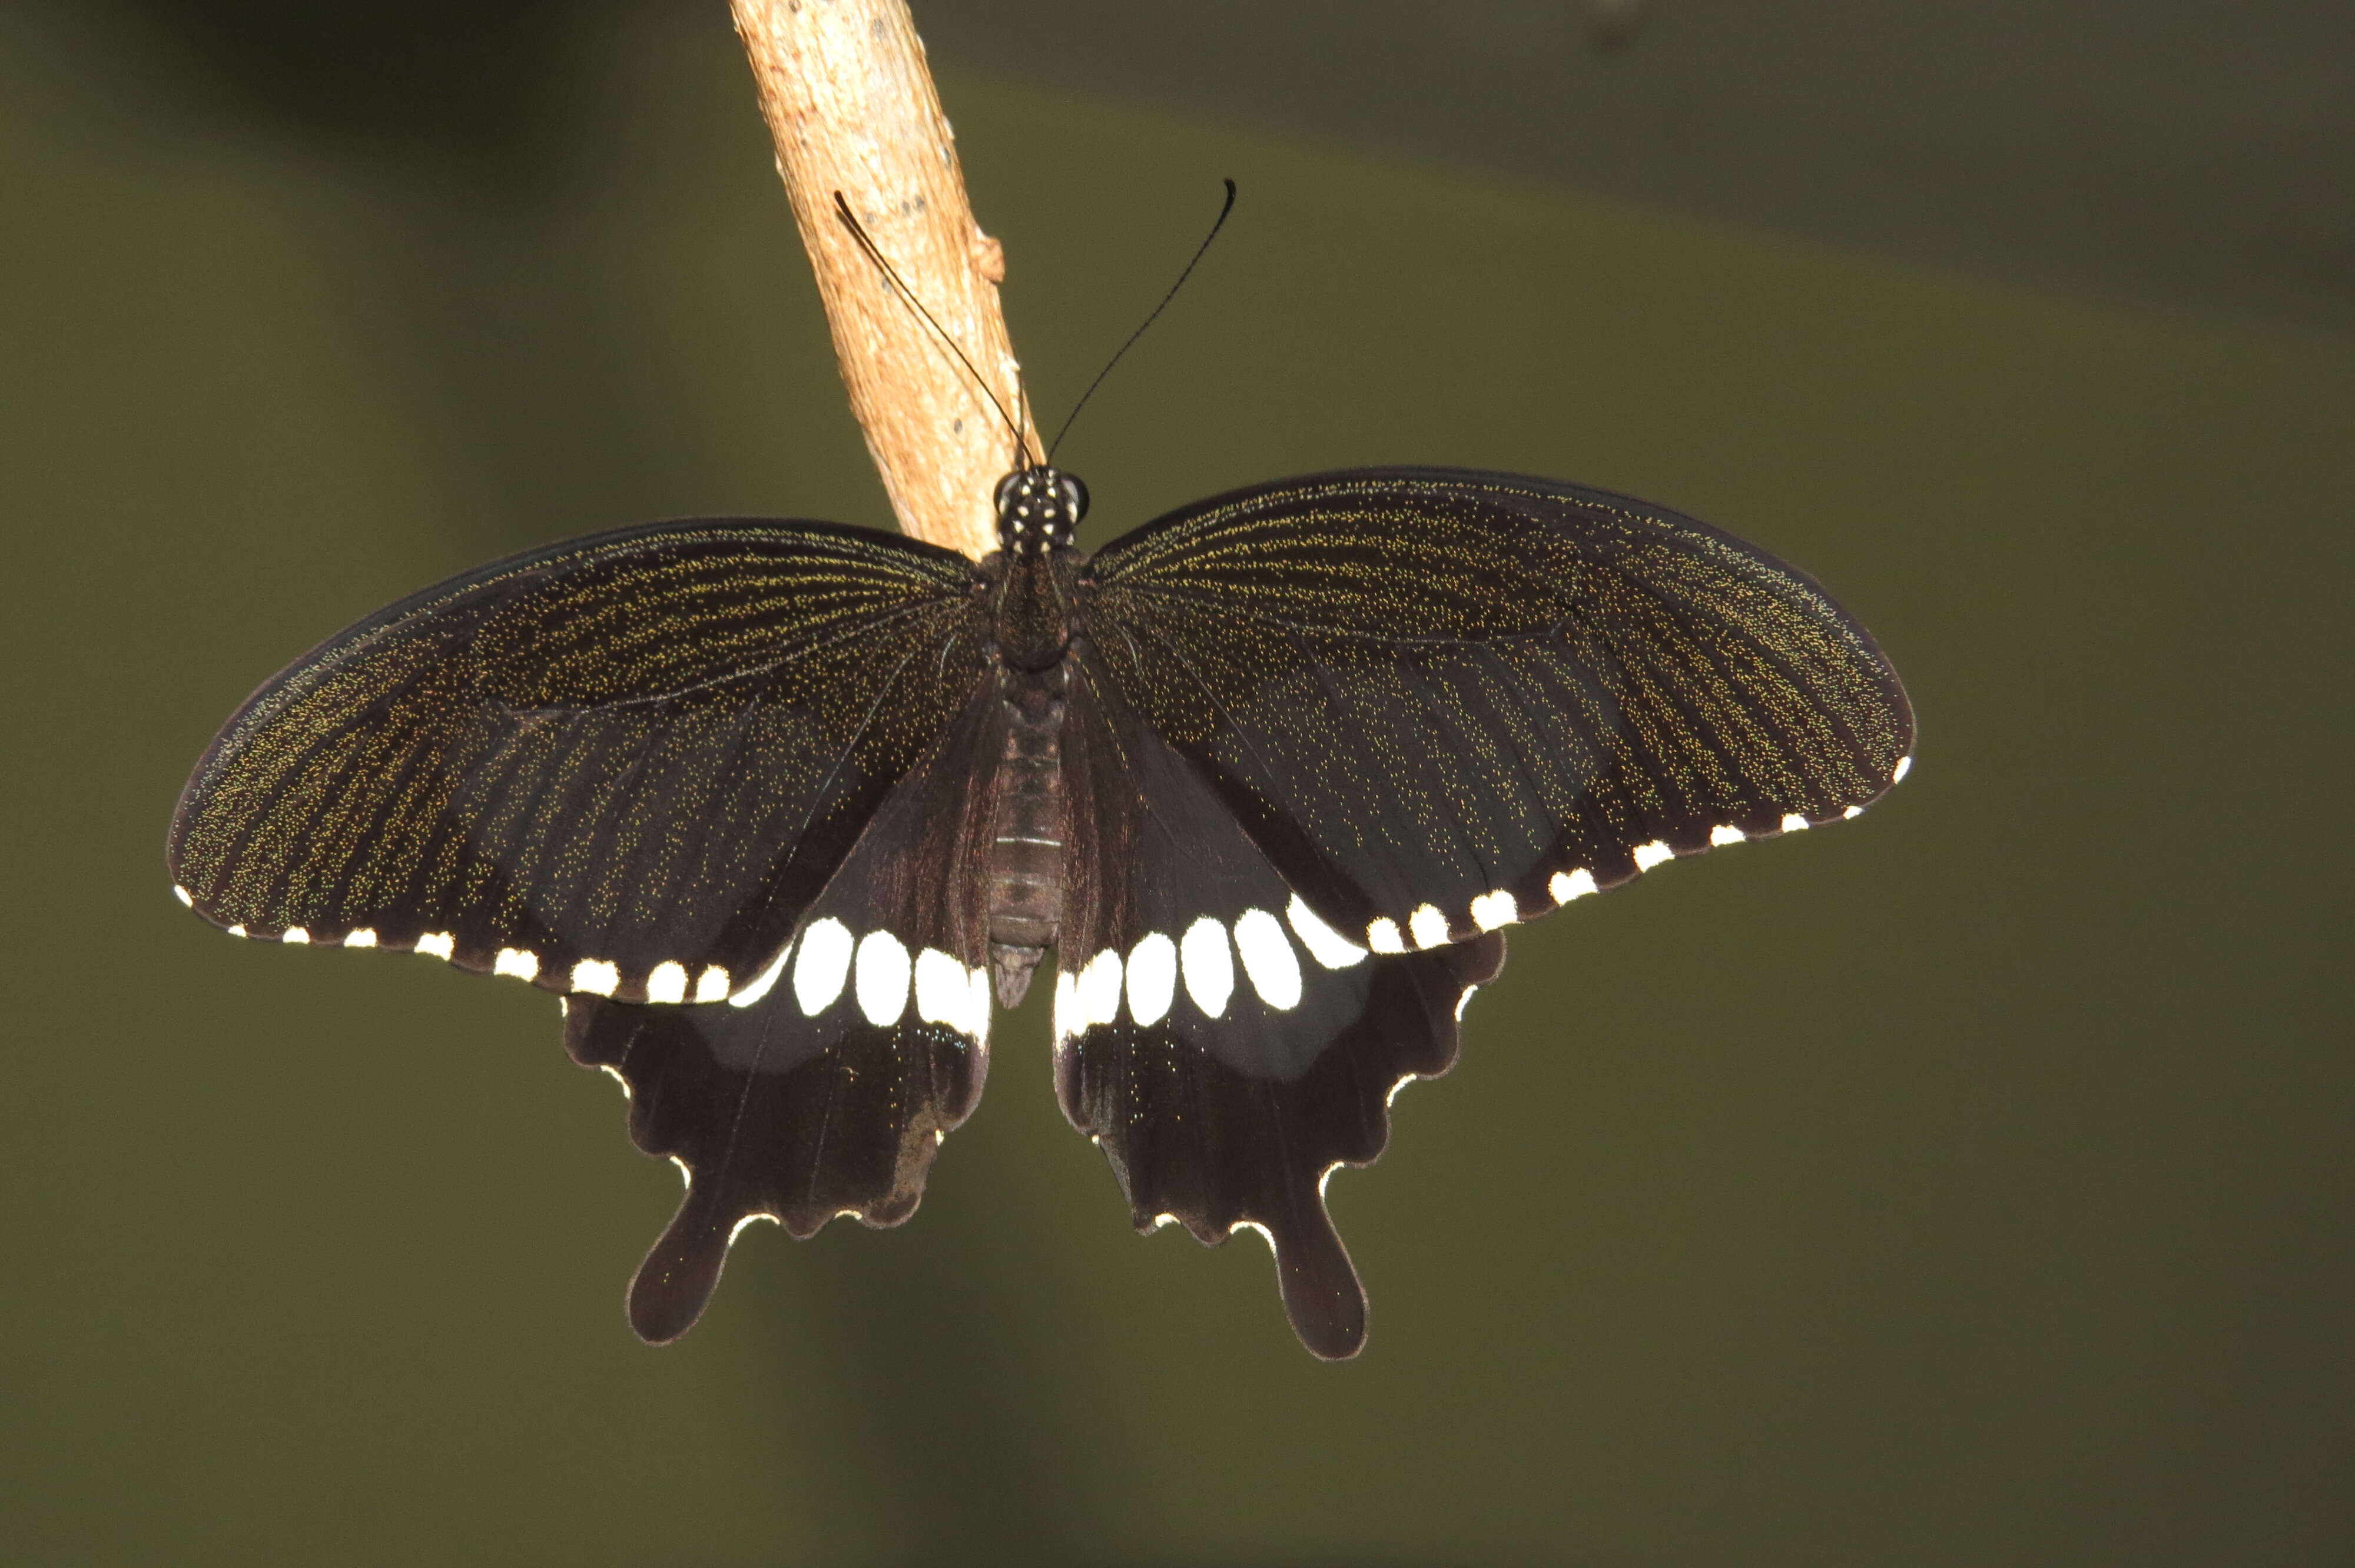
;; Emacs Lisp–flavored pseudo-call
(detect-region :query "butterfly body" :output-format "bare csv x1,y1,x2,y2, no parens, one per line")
981,659,1070,1006
170,464,1912,1357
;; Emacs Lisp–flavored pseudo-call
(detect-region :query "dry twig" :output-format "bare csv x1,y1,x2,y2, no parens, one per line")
731,0,1026,559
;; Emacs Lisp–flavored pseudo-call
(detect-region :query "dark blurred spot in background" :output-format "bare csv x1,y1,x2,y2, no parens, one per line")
112,0,583,172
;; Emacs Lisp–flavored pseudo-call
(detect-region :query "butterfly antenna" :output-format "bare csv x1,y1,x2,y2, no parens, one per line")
831,191,1034,467
1047,178,1236,463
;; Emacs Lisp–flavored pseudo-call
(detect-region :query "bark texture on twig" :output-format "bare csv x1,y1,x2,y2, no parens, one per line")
731,0,1026,560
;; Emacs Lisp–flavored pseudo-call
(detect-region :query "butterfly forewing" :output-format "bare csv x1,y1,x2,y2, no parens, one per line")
1080,467,1915,954
563,677,1006,1343
1053,653,1505,1359
170,519,990,1004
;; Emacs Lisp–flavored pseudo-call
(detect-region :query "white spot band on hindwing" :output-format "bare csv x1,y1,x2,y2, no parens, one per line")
1231,908,1302,1011
1286,896,1366,969
1077,948,1124,1028
1180,916,1233,1018
1125,933,1178,1026
731,941,792,1008
913,946,964,1027
794,918,853,1015
913,947,989,1043
854,931,911,1026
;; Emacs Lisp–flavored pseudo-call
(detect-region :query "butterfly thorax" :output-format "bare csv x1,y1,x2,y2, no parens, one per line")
989,465,1087,672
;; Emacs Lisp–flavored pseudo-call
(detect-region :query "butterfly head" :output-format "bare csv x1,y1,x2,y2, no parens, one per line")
994,466,1088,557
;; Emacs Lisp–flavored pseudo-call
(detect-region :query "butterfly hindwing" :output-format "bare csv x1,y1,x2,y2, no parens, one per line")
170,519,990,1004
1053,654,1506,1359
1081,467,1915,954
563,676,1007,1343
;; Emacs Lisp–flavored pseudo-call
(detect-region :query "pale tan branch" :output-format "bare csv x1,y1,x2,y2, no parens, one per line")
731,0,1026,560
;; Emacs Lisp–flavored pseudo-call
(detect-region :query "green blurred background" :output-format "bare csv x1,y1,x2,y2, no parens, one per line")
3,2,2348,1562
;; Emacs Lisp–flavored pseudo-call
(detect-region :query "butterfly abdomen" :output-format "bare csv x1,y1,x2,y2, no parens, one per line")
984,665,1072,1008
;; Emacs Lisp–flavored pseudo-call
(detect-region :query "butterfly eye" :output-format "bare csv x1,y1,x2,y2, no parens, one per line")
993,471,1023,517
1058,474,1089,524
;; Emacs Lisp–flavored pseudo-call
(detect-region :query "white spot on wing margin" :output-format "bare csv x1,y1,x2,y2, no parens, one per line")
729,1212,778,1243
1550,869,1597,903
1469,889,1518,931
1228,1218,1275,1257
645,961,688,1005
571,958,619,996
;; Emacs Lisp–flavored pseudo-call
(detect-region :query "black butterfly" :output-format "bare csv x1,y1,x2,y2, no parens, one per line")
168,462,1912,1358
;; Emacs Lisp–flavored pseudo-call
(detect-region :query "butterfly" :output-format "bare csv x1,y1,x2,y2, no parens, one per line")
167,456,1912,1358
